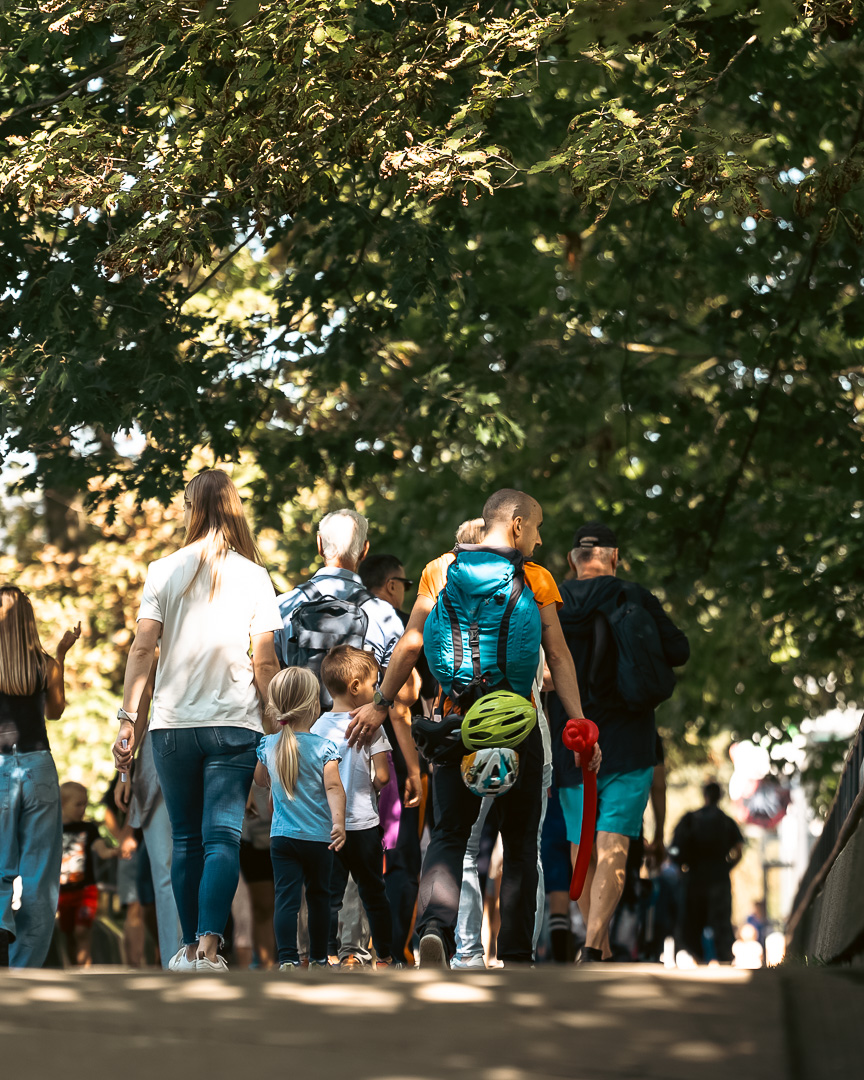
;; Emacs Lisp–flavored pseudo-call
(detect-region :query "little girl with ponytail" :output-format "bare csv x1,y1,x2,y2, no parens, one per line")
253,666,346,970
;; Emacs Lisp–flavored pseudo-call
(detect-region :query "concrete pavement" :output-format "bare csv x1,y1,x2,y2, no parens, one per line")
1,964,860,1079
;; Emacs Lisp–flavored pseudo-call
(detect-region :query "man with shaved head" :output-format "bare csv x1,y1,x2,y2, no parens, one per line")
348,489,600,967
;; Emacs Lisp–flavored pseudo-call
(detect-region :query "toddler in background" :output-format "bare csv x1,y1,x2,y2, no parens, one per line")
254,667,345,971
314,645,395,968
58,781,117,967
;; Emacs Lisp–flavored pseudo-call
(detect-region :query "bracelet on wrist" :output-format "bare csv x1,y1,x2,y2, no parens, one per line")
117,707,138,723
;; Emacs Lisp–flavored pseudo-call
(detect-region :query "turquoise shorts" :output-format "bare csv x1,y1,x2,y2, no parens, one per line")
558,767,654,841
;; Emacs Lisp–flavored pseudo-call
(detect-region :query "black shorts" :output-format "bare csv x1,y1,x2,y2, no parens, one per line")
239,840,274,884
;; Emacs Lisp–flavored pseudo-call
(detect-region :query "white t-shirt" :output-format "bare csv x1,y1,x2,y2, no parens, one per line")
311,710,391,831
138,543,283,732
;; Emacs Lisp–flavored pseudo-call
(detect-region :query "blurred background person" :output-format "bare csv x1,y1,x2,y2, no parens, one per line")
671,779,743,964
0,585,79,968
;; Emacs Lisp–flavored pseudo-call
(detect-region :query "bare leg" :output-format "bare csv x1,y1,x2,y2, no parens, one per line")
124,902,147,967
248,880,276,969
573,832,629,958
62,930,76,967
484,867,503,966
199,932,221,962
74,925,93,967
142,904,160,967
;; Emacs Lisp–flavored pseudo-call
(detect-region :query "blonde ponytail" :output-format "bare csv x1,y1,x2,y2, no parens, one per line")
266,666,321,800
274,724,300,800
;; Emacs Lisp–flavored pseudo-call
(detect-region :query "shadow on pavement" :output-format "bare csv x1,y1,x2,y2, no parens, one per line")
1,964,860,1079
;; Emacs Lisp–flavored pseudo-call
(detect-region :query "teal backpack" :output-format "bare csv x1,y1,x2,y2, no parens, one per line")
423,545,542,707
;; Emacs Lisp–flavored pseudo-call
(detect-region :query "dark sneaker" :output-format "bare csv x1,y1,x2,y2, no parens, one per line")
577,946,604,964
418,931,447,969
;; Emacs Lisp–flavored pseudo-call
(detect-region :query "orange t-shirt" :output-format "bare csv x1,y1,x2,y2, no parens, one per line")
418,552,562,610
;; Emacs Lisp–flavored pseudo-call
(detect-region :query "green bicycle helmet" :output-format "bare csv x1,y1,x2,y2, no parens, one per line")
461,690,537,751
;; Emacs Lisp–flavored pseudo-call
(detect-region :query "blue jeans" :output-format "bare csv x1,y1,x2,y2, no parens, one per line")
151,726,260,947
0,749,62,967
141,798,182,967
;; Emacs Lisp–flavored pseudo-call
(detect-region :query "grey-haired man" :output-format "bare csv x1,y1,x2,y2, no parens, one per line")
549,521,690,962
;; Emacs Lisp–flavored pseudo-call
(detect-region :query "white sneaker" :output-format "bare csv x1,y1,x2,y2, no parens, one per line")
279,961,301,972
168,947,198,972
450,954,487,969
196,954,229,973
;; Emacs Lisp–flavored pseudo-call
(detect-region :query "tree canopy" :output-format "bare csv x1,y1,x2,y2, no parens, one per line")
2,1,864,796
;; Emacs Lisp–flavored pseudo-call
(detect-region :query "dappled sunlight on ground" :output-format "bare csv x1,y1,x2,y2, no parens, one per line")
0,965,800,1079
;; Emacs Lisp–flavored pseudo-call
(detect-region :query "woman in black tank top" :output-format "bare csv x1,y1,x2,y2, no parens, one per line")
0,585,80,967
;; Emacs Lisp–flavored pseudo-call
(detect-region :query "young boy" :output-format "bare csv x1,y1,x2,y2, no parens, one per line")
313,645,395,968
58,782,117,966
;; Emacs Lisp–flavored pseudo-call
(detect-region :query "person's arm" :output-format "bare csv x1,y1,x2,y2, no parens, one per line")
92,837,118,860
113,619,161,771
103,804,122,842
253,761,271,788
539,603,601,772
670,813,691,867
114,658,157,812
642,590,690,668
390,670,423,807
727,820,745,868
119,824,139,861
323,759,346,851
346,592,434,747
44,622,82,719
252,632,280,721
371,750,390,794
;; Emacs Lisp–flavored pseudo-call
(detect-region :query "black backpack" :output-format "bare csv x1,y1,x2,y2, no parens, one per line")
593,584,676,710
282,580,374,708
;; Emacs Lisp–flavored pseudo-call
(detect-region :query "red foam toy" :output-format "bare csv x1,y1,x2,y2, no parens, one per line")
562,718,600,901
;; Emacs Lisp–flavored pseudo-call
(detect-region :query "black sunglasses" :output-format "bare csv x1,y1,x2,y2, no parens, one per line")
389,577,414,589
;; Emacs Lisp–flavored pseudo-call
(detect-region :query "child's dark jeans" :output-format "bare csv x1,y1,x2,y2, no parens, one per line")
271,836,333,964
328,826,393,960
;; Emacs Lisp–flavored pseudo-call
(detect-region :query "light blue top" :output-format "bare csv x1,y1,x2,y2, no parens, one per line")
256,732,341,843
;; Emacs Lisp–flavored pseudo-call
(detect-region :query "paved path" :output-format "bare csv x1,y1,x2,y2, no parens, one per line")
1,965,860,1079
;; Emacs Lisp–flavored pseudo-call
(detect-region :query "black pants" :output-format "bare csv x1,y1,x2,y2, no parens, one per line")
329,827,393,960
271,836,333,964
680,873,734,962
384,802,423,963
416,727,543,963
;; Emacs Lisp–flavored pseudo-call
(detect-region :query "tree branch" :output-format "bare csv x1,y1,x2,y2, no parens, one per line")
175,231,256,312
0,45,159,126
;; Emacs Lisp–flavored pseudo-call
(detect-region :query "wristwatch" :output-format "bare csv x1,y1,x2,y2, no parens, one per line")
117,707,138,722
372,689,394,711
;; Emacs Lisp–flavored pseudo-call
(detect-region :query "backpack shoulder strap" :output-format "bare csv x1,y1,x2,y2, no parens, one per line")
496,570,525,679
346,586,374,607
296,578,325,604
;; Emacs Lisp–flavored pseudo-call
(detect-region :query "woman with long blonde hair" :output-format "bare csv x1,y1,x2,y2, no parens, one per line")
0,585,80,967
253,666,345,969
112,469,282,972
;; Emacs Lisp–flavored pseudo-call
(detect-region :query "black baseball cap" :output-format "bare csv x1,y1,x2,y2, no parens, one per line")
572,521,619,549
